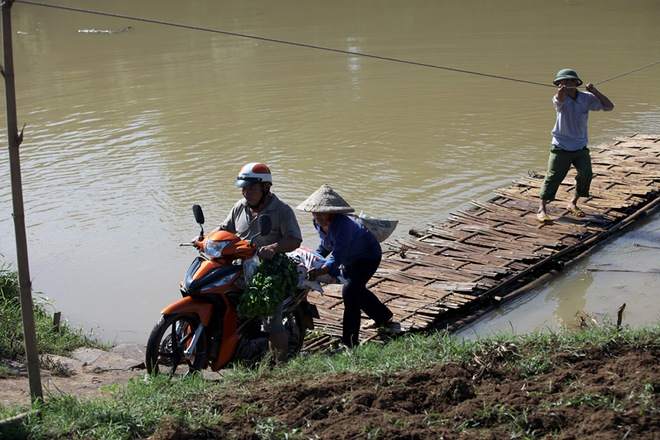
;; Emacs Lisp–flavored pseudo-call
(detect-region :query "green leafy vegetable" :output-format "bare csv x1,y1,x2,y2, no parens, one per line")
238,253,299,318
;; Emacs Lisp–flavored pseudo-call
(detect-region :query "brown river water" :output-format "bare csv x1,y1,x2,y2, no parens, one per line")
1,0,658,345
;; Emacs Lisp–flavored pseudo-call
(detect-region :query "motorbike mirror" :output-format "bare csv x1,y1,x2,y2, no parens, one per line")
192,204,205,225
192,204,205,238
258,215,272,237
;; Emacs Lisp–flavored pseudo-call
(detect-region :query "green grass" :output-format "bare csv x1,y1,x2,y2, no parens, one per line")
1,323,655,439
2,262,658,439
0,263,109,374
27,374,225,439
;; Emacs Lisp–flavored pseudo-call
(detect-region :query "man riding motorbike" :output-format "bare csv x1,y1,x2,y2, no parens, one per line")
213,162,302,364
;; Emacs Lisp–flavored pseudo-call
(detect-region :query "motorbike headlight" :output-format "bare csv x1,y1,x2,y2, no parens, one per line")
205,239,231,258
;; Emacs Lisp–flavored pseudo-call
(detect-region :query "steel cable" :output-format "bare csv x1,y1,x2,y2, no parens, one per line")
15,0,660,89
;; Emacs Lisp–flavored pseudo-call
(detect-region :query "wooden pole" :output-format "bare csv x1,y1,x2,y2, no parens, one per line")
1,0,43,402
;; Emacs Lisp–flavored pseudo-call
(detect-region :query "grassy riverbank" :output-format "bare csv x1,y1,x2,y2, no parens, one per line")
0,264,109,378
2,266,658,439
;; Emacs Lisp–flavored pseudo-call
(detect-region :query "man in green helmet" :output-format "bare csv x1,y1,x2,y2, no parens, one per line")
537,68,614,223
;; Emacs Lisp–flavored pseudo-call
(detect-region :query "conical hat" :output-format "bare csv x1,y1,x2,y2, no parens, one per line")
296,184,355,213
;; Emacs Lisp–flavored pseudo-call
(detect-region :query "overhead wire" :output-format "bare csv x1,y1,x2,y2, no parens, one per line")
594,60,660,85
16,0,660,89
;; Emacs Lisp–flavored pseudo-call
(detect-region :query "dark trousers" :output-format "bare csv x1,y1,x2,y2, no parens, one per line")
341,256,393,347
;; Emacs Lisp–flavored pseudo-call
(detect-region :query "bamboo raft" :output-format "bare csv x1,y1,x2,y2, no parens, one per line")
303,134,660,351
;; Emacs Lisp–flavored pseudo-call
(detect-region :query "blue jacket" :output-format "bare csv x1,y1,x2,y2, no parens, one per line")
314,214,382,278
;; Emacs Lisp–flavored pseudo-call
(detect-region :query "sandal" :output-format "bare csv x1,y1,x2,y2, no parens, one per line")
536,214,552,224
567,207,585,217
361,319,379,329
362,318,396,331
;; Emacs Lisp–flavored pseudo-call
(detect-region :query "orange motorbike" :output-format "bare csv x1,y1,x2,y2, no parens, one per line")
145,204,318,375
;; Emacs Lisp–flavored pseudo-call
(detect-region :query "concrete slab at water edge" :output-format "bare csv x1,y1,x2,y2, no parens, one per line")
71,344,145,370
1,344,146,407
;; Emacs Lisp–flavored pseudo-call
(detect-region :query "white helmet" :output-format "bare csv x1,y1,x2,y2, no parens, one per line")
235,162,273,188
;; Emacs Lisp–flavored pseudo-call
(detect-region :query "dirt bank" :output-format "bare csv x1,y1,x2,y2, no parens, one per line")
151,342,658,439
2,341,658,439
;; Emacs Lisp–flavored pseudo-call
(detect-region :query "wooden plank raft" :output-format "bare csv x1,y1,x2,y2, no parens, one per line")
303,134,660,350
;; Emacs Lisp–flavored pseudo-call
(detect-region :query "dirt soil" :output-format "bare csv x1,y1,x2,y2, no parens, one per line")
2,342,658,439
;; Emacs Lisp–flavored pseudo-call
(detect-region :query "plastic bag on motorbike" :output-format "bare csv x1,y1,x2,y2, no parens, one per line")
287,247,345,294
243,253,260,282
238,253,299,318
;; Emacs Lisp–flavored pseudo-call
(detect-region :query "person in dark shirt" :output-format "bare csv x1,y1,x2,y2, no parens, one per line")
297,184,393,348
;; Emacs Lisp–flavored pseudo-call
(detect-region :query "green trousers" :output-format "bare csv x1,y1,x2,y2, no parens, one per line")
539,146,592,201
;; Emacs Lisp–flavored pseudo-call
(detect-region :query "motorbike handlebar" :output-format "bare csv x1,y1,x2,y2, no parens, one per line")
181,236,204,248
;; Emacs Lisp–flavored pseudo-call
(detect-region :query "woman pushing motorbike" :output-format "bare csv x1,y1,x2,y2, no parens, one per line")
296,184,394,348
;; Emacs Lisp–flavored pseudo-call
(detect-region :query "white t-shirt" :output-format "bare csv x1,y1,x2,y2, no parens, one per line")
551,91,613,151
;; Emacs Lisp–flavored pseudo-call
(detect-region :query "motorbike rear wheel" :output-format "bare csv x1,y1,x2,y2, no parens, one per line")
284,309,306,360
145,314,208,375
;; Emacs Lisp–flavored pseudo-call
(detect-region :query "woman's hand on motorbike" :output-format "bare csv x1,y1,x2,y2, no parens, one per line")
306,265,329,281
306,268,317,281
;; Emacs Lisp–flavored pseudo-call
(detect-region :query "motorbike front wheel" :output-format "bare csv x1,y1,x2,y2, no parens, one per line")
145,314,208,375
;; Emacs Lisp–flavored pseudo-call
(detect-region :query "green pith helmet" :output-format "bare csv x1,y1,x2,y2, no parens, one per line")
553,68,583,86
